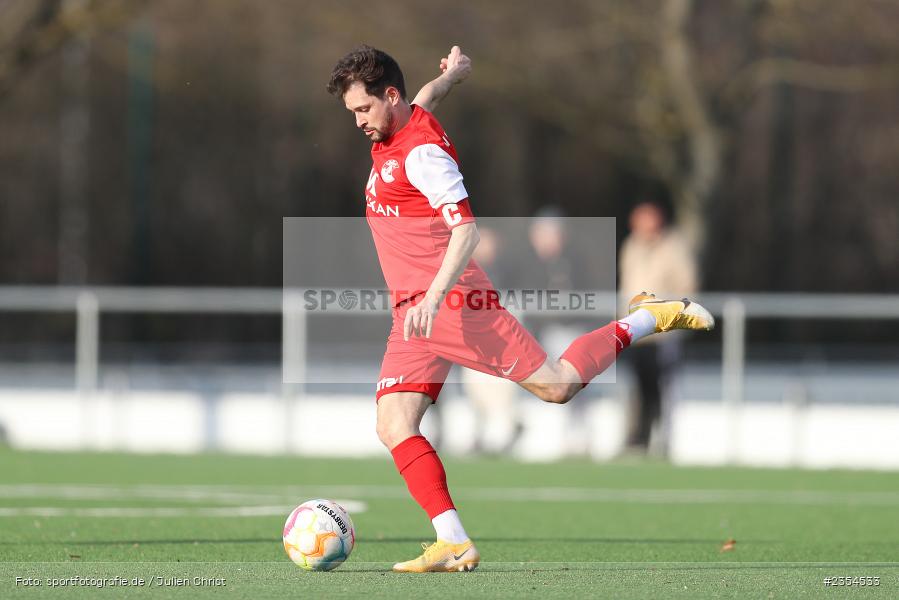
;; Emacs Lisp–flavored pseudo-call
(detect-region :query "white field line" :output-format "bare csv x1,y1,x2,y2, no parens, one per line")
0,484,284,504
0,501,367,518
457,486,899,506
1,484,899,506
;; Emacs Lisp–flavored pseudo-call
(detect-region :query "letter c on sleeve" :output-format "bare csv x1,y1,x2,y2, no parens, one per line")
441,203,462,227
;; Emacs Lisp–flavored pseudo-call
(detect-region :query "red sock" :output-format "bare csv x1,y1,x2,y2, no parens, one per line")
390,435,455,519
560,321,631,385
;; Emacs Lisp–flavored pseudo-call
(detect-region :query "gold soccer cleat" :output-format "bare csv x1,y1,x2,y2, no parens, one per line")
392,539,480,573
628,292,715,333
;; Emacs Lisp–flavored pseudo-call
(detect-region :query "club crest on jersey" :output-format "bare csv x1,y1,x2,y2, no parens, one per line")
380,159,400,183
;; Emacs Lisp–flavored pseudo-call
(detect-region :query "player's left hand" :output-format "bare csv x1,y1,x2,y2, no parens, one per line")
403,294,441,341
439,46,471,85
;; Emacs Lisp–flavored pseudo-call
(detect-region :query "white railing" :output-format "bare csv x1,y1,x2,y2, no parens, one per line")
2,286,898,409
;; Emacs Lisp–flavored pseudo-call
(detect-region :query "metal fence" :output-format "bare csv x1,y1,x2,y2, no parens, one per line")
2,286,898,409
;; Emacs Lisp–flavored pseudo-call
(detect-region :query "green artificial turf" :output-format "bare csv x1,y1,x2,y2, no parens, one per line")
1,449,897,598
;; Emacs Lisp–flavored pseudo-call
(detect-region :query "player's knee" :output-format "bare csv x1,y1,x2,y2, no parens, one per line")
375,419,413,449
375,419,394,448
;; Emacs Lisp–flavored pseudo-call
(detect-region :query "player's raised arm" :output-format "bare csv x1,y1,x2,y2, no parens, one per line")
411,45,471,113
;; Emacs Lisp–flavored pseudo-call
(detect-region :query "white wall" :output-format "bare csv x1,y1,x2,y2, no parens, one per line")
1,389,898,470
669,401,899,470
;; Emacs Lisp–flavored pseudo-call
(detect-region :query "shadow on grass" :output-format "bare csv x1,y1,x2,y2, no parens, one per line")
2,536,778,546
360,537,775,545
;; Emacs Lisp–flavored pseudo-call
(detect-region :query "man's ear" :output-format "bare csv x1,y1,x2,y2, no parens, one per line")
386,86,402,106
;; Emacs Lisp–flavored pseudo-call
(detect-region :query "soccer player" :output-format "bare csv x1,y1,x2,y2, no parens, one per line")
326,45,714,573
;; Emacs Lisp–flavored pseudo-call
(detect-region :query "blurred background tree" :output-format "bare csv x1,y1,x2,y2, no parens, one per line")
1,0,898,295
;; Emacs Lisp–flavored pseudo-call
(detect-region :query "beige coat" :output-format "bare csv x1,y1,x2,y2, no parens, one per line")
619,229,698,306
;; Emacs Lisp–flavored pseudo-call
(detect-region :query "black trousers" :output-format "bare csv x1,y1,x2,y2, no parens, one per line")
627,342,676,447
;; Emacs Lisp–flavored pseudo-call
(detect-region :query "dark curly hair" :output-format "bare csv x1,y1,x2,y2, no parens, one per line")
327,45,406,100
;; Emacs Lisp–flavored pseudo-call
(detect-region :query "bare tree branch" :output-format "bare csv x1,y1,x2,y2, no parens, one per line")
725,57,899,101
657,0,722,251
0,0,144,100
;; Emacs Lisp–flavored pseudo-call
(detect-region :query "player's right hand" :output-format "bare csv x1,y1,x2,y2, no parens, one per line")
440,46,471,84
403,294,441,341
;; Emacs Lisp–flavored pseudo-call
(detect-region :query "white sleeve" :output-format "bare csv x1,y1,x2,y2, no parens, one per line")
404,143,469,209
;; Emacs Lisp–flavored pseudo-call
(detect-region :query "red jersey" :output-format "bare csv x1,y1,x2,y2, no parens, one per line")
365,105,493,305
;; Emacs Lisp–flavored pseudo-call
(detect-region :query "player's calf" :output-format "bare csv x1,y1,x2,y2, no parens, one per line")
519,359,583,404
523,381,577,404
537,384,573,404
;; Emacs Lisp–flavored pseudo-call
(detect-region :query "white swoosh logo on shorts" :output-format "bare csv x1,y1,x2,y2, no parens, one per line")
501,358,519,377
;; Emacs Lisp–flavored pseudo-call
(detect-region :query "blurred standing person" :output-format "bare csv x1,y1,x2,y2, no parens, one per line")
526,206,591,361
527,206,588,295
619,201,698,454
525,206,593,455
460,226,522,454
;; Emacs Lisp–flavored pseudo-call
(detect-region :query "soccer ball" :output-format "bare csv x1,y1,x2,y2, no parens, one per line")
283,499,355,571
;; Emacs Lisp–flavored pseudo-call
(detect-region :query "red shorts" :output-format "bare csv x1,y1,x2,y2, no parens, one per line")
376,293,548,402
